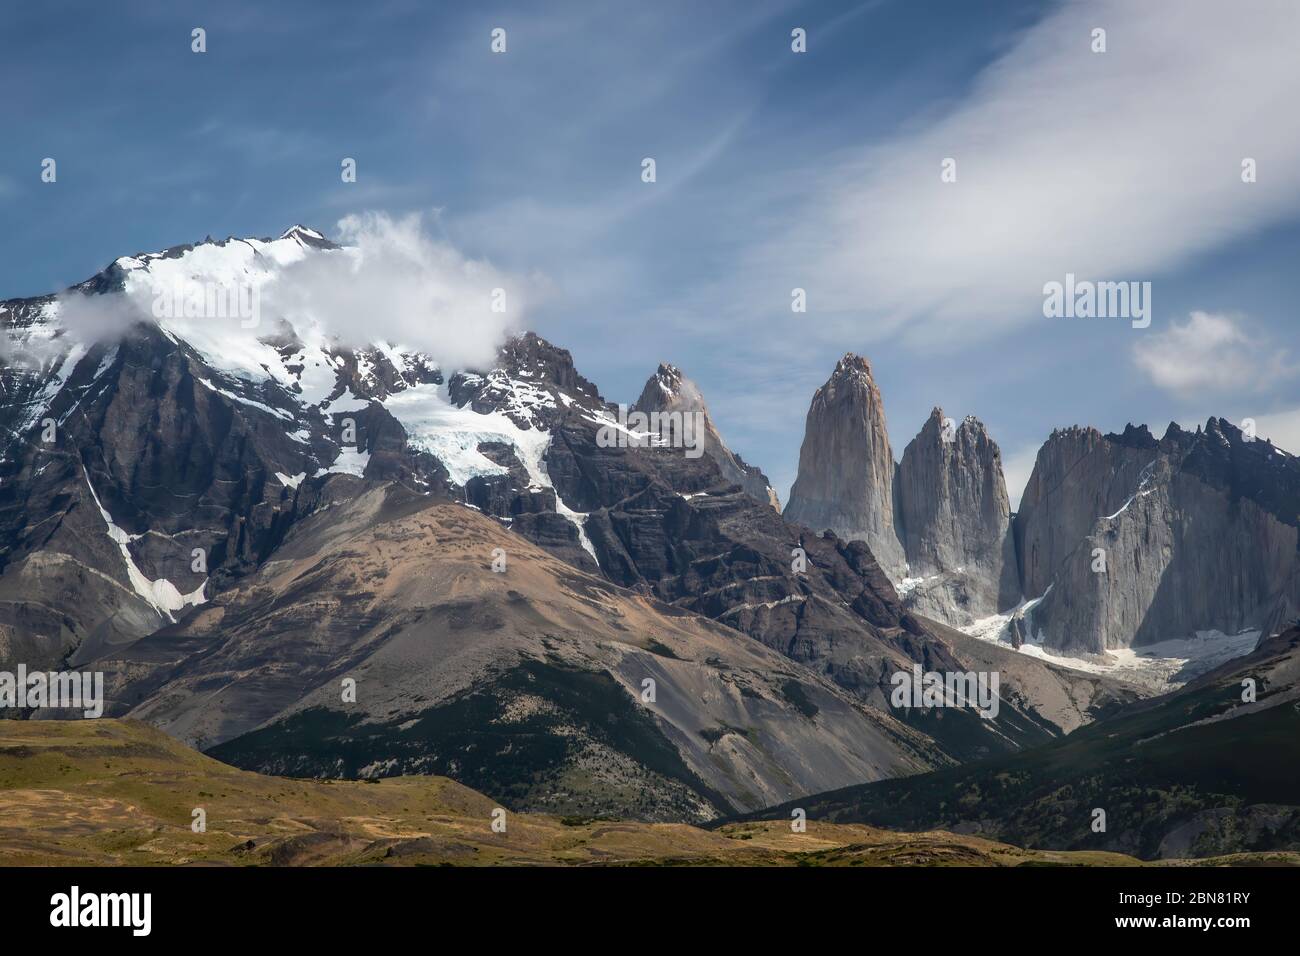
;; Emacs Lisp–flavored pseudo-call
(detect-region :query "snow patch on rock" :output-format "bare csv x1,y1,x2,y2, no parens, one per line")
961,592,1258,691
82,468,206,622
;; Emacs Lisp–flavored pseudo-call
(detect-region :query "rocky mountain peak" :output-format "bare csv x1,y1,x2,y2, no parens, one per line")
507,332,597,391
833,351,873,377
447,332,607,430
821,352,881,400
646,362,685,396
917,407,995,446
1106,423,1159,450
631,361,780,511
279,224,327,242
1180,415,1300,531
635,362,697,412
896,405,1020,622
918,405,946,433
785,353,905,575
1046,424,1103,444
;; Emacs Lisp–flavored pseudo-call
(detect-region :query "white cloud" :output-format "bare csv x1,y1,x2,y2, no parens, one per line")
39,212,539,375
53,290,147,347
1132,311,1292,396
264,211,544,371
753,0,1300,348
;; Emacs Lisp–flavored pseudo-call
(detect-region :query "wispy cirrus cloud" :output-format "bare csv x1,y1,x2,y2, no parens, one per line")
744,0,1300,350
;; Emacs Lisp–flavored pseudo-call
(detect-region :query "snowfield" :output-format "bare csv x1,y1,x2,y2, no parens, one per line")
960,602,1260,692
382,382,596,559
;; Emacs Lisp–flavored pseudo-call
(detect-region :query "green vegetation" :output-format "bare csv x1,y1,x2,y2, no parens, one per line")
210,660,734,819
3,719,1291,867
738,661,1300,860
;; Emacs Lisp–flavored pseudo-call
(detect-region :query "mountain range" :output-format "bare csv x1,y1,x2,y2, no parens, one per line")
787,352,1299,665
2,225,1296,859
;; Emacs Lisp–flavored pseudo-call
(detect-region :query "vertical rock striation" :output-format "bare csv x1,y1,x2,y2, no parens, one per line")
1017,419,1300,654
785,354,906,575
896,408,1021,622
785,356,1018,623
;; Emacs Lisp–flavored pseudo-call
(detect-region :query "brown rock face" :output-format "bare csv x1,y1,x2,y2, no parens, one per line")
896,408,1021,622
633,364,780,511
785,355,906,575
98,488,938,821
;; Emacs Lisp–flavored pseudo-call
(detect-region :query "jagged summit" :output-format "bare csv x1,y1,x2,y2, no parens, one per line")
786,356,1020,623
647,362,685,394
1107,423,1159,449
632,361,780,511
823,352,879,393
923,406,994,435
834,352,873,375
897,404,1020,621
280,224,327,241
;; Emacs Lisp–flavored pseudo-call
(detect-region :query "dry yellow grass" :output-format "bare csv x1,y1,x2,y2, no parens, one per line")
1,719,1283,867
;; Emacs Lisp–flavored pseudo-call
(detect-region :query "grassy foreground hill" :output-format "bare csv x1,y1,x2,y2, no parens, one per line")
0,718,1199,867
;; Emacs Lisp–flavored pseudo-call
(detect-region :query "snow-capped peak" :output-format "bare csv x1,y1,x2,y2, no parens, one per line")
280,224,326,242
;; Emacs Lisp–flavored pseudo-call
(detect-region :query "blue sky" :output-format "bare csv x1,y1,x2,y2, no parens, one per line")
4,0,1300,503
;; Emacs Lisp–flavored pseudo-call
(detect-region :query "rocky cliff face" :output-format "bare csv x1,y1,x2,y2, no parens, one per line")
633,364,780,511
784,358,1018,624
780,348,1300,664
785,355,906,575
1017,419,1300,654
1015,425,1156,602
896,408,1021,623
